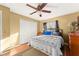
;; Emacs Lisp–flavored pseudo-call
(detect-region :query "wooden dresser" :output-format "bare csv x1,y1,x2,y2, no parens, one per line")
69,32,79,56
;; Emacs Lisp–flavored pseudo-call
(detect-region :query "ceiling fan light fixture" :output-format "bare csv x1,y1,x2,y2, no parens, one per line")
40,14,42,17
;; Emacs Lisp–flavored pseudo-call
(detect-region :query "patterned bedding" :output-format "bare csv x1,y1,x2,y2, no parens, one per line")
30,35,64,56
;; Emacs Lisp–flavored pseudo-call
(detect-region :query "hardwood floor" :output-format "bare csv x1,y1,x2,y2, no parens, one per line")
2,43,30,56
1,43,70,56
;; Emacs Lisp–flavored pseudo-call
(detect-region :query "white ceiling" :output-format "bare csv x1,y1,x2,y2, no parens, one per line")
1,3,79,20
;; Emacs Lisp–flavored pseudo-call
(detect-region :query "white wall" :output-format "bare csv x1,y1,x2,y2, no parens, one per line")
20,19,37,44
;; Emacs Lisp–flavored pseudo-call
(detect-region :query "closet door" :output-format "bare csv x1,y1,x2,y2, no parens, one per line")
20,19,37,44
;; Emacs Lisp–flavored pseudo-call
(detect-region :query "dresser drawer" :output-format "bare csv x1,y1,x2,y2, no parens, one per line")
69,33,79,56
70,45,79,56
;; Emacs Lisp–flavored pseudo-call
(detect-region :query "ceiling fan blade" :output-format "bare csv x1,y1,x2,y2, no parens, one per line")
30,11,37,15
42,10,51,13
39,3,47,10
26,4,37,10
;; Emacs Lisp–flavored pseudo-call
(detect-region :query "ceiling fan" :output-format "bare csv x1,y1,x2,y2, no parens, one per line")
26,3,51,17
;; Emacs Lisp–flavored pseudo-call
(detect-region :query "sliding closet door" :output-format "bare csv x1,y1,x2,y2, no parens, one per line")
0,11,2,51
20,19,37,44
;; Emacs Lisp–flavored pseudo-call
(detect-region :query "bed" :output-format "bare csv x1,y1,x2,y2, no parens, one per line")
30,35,64,56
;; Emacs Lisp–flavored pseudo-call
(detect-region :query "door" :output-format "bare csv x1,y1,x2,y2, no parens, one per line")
20,19,37,44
